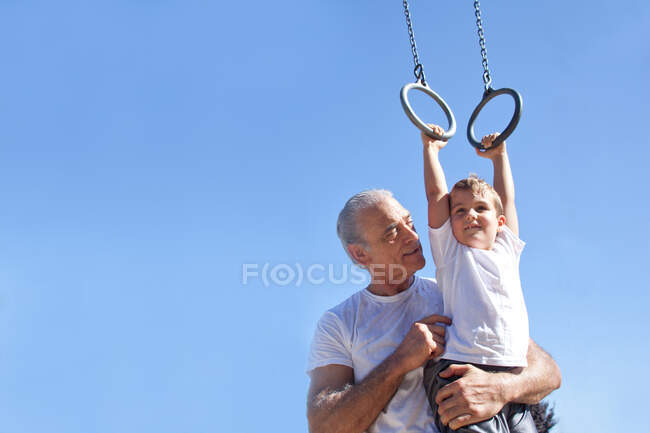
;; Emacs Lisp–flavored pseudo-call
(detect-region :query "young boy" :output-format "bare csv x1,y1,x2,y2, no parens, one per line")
421,124,537,433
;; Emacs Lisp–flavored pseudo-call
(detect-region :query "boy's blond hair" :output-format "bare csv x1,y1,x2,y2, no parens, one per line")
450,174,504,216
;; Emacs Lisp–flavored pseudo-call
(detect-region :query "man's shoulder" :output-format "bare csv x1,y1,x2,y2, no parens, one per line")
323,276,441,320
416,275,439,289
322,288,365,325
413,275,442,306
308,276,443,373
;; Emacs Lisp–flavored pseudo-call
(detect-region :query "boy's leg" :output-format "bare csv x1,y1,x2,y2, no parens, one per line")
422,360,538,433
423,359,458,433
505,404,538,433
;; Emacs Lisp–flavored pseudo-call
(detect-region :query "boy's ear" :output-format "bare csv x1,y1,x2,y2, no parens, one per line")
497,215,507,230
348,244,371,267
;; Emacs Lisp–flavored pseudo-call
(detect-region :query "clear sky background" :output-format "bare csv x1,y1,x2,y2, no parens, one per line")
0,1,648,432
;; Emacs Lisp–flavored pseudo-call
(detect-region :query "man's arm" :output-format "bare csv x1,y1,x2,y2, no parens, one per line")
476,134,519,236
434,339,562,429
422,125,451,229
307,360,404,433
503,339,562,404
307,314,450,433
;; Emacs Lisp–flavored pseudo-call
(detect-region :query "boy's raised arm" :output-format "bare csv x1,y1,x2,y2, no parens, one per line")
422,124,451,229
476,133,519,236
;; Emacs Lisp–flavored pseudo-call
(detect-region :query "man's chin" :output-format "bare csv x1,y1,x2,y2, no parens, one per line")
404,253,426,273
417,254,426,269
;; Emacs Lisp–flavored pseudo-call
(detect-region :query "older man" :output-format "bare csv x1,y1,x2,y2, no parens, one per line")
306,190,561,433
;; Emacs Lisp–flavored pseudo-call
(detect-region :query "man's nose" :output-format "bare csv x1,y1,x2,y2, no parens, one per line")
466,209,477,220
404,224,419,241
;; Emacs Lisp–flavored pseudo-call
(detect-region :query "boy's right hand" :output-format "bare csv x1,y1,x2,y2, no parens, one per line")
421,124,448,151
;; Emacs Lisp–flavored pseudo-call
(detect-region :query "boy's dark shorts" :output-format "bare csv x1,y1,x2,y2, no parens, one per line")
423,359,538,433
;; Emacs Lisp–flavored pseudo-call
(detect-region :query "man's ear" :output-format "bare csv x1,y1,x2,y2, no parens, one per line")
497,215,507,231
348,244,371,268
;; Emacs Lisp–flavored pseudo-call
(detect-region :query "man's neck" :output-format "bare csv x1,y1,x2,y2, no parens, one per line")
366,275,415,297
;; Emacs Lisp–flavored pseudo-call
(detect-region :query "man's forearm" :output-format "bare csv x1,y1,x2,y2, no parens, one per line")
308,314,449,432
499,339,562,405
308,355,405,433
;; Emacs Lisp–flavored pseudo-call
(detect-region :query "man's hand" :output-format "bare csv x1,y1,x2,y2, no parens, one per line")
390,314,451,375
307,314,450,433
475,132,507,160
435,364,508,430
421,125,448,151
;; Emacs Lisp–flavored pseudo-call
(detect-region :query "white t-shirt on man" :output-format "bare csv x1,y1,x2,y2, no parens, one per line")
307,276,443,433
428,219,529,367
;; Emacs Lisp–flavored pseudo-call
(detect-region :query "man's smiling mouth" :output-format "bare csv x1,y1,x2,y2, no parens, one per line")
403,245,421,256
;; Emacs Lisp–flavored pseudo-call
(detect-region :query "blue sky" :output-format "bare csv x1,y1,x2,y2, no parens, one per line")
0,1,648,432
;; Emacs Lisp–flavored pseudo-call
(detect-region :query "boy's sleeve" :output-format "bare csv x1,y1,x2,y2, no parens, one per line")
306,311,353,374
497,225,526,258
428,218,458,268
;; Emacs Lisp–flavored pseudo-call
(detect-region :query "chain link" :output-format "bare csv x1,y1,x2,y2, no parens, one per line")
403,0,426,84
473,0,492,90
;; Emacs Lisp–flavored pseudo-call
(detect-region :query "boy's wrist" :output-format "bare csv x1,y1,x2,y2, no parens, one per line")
424,146,440,158
490,152,508,164
424,143,442,154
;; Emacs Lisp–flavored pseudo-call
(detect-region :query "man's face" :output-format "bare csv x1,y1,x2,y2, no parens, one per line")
355,197,425,282
449,189,505,250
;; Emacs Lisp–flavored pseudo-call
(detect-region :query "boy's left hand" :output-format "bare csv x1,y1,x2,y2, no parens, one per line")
475,132,506,159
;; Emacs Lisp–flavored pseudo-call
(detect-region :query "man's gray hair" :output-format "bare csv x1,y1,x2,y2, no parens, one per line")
336,189,394,265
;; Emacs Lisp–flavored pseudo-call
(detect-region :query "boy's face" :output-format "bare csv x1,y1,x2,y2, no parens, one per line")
449,189,506,250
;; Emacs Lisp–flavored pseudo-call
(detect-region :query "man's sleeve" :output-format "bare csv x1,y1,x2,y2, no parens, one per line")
307,311,353,374
428,219,458,268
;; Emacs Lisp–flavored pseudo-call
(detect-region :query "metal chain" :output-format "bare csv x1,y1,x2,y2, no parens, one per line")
473,0,492,90
403,0,426,85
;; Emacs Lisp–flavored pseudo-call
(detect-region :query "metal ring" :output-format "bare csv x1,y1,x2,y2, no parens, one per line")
467,87,523,150
400,82,456,140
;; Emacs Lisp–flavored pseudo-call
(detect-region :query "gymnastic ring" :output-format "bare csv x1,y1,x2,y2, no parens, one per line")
400,82,456,141
467,87,523,150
